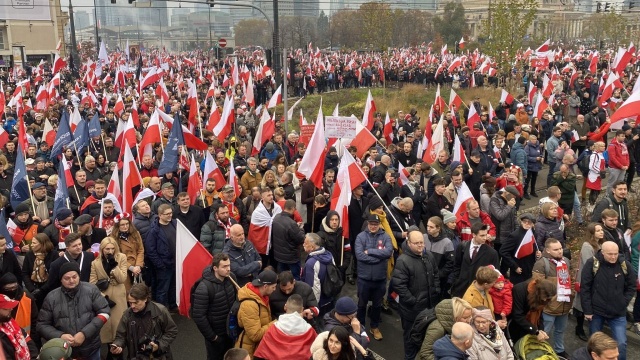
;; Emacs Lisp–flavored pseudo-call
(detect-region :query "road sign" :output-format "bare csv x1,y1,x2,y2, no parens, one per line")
218,38,227,48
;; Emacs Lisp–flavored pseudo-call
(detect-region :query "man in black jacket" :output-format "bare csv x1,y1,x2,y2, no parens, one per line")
269,271,318,319
450,223,500,298
271,200,305,279
347,184,368,284
581,241,636,360
392,230,440,360
192,253,238,360
377,170,401,205
173,192,206,238
222,224,261,287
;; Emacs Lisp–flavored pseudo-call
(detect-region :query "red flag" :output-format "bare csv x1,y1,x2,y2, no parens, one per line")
175,220,213,317
383,112,394,145
227,158,242,199
0,126,8,149
330,150,367,242
515,229,536,259
533,92,549,119
500,89,514,105
434,84,447,111
139,110,161,157
267,85,282,109
42,118,56,147
187,156,203,205
466,104,481,130
113,94,125,117
423,115,444,163
589,51,599,74
213,94,235,143
449,88,463,109
107,164,122,210
206,100,221,132
350,120,377,159
452,182,474,219
610,90,640,125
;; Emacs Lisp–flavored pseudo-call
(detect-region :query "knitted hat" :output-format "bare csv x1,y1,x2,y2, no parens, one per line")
472,307,495,323
59,262,80,280
14,203,30,216
441,209,456,224
0,273,18,288
335,297,357,315
368,196,384,211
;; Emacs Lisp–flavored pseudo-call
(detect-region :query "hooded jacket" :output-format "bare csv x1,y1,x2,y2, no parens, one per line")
534,214,565,249
254,312,317,360
424,231,454,288
488,191,517,243
303,247,334,307
392,241,440,319
317,211,351,271
235,284,274,357
524,141,543,173
191,266,237,341
418,299,456,360
272,211,306,264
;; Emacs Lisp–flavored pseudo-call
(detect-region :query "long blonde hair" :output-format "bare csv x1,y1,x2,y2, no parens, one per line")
99,237,121,256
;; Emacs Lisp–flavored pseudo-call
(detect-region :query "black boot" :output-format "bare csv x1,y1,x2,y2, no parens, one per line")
574,309,588,341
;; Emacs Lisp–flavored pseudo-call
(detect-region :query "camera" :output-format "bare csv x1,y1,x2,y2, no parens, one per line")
138,335,159,356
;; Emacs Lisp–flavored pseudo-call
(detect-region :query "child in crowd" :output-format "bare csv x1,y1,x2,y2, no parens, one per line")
488,270,513,321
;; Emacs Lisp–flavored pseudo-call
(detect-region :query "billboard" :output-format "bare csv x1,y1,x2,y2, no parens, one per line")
0,0,52,21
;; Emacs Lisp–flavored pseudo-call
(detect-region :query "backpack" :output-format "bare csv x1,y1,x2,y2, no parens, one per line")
578,152,591,175
321,262,344,298
409,307,438,346
227,298,259,343
189,278,215,319
592,257,627,277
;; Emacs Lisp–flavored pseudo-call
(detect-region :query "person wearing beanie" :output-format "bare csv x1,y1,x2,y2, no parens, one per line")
12,203,38,255
324,147,339,175
467,306,514,360
68,170,90,217
440,209,462,249
259,142,279,168
0,272,38,341
323,296,370,350
36,233,94,302
37,258,110,360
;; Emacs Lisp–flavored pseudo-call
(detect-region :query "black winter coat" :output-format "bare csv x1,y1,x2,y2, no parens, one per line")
191,266,237,340
510,279,539,344
580,250,636,318
450,242,499,298
392,242,440,320
534,215,564,249
133,212,157,241
488,191,517,244
271,212,305,264
269,281,318,319
500,226,537,285
222,240,261,287
348,196,369,244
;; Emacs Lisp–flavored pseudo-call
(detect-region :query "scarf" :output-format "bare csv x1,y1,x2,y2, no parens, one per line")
549,258,572,302
223,200,240,222
54,219,71,249
218,219,232,239
34,197,49,221
31,252,49,284
0,319,31,360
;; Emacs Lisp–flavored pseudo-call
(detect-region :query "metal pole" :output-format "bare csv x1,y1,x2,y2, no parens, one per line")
68,0,80,78
159,9,163,48
273,0,281,86
283,49,288,133
209,7,212,55
94,0,99,53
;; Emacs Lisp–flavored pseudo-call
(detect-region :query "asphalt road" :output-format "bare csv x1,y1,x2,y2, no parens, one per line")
169,160,640,359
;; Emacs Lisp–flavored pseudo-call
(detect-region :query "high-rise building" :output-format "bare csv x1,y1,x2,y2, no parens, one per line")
294,0,320,17
95,0,168,28
75,10,91,30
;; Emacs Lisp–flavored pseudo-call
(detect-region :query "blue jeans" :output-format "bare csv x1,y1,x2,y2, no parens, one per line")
590,315,627,360
77,349,101,360
542,313,568,353
573,192,583,223
547,162,556,186
154,266,176,308
357,279,386,329
278,262,301,280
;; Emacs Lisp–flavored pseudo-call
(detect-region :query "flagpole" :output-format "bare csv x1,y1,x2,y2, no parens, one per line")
340,236,344,267
100,134,108,160
24,169,37,216
360,169,404,232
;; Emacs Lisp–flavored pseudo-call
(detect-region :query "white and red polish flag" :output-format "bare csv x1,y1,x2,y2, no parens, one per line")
397,163,411,187
452,181,474,219
383,112,394,145
206,99,221,132
361,90,377,131
107,163,122,211
466,102,481,130
202,151,226,190
139,110,161,157
187,155,203,206
350,118,377,159
252,108,275,156
249,201,282,255
423,114,445,163
449,88,463,109
121,140,143,214
0,126,8,149
176,219,213,317
267,85,282,109
42,118,56,147
330,149,367,265
434,84,447,111
227,158,242,199
245,72,255,107
515,229,536,259
69,106,82,133
500,89,514,104
297,103,327,189
528,81,537,104
452,134,466,164
533,92,549,119
610,90,640,126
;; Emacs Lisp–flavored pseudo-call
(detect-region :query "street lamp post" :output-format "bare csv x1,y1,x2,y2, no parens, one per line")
68,0,80,77
158,9,163,49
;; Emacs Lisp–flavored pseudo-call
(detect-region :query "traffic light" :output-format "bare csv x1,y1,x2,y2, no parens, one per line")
597,2,602,12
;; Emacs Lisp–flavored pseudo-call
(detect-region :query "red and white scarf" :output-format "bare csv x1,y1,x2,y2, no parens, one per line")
550,258,572,302
54,219,71,249
0,319,31,360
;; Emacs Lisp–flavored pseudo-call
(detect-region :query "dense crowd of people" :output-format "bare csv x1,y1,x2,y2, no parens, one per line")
0,42,637,360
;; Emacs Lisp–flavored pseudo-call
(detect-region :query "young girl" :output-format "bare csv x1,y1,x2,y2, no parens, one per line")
585,141,606,212
489,270,513,321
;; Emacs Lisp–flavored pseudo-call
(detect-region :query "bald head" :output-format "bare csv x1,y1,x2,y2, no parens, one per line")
451,322,474,351
230,224,244,236
601,241,620,264
381,155,391,166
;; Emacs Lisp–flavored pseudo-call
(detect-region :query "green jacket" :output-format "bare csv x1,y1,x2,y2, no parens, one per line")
418,299,455,360
551,171,576,207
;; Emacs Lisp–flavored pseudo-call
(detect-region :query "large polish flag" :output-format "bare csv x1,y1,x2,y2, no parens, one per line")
297,102,327,189
122,141,143,214
202,151,226,190
452,181,474,219
609,90,640,127
330,149,367,265
107,163,122,211
397,163,411,187
452,134,466,164
423,115,444,163
176,219,213,317
252,108,275,156
187,156,203,206
249,202,282,255
382,112,394,145
515,229,536,259
139,110,161,157
349,118,377,158
267,85,282,109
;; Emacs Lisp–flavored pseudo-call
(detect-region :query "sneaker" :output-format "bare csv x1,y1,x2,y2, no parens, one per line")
371,327,383,340
634,322,640,335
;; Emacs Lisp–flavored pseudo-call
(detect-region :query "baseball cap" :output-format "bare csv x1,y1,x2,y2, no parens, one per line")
252,269,278,287
32,182,46,189
221,185,234,193
366,214,381,223
161,182,174,190
0,294,18,309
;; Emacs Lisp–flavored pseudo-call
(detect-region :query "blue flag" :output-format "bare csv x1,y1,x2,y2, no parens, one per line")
10,144,30,210
53,160,70,220
0,209,14,251
72,119,90,154
158,113,185,176
50,110,73,159
88,112,102,138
